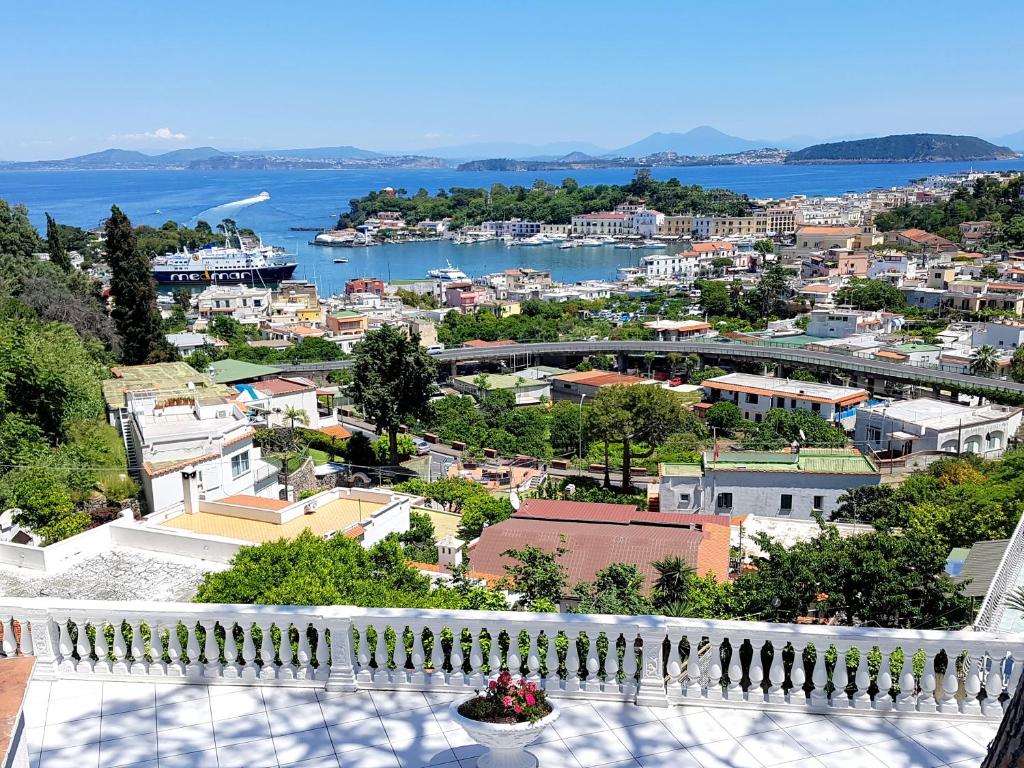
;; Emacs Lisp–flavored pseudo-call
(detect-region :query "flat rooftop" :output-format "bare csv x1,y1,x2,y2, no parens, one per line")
102,362,233,409
159,496,381,544
703,373,868,405
703,448,878,475
859,398,1021,430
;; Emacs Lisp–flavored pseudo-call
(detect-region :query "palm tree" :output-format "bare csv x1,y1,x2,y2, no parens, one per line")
652,556,696,608
1004,586,1024,614
275,406,308,498
970,345,1000,375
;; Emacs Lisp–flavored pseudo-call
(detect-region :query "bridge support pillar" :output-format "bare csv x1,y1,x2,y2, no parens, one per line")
450,360,458,379
617,352,628,373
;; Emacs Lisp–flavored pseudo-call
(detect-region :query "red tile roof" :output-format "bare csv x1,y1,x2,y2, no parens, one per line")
576,213,629,220
797,226,861,236
553,370,646,386
691,242,736,253
253,377,317,396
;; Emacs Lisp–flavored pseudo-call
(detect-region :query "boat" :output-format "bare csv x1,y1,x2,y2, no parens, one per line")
427,261,469,282
638,240,666,249
614,243,641,250
509,234,552,247
559,241,580,250
579,238,602,247
150,240,296,285
333,257,349,264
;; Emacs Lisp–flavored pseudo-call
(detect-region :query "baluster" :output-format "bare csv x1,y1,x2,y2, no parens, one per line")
278,623,297,680
686,635,703,700
469,628,484,686
895,646,917,712
766,641,786,704
706,635,724,701
166,622,184,677
506,630,522,679
962,654,983,716
149,623,166,676
789,642,807,706
526,632,540,682
297,622,313,680
355,625,373,683
240,622,257,680
747,640,765,704
314,625,329,681
564,630,581,692
852,646,872,709
830,646,849,710
222,621,238,678
111,619,128,675
809,643,828,707
409,624,426,683
488,628,502,676
726,642,744,701
1,617,16,657
622,632,639,695
938,650,961,714
449,627,464,683
18,618,34,660
93,619,110,674
75,618,93,673
584,634,600,691
58,619,76,673
545,631,560,689
203,620,221,679
428,624,445,681
873,645,894,712
916,651,938,713
982,653,1005,718
604,633,620,691
185,622,202,677
665,634,682,696
129,621,146,675
259,622,277,680
1004,652,1021,713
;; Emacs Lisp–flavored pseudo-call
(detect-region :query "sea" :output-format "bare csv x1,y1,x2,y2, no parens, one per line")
3,159,1024,294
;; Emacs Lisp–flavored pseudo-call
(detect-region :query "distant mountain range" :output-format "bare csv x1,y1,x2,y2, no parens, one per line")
787,134,1018,164
1,129,1020,170
993,130,1024,151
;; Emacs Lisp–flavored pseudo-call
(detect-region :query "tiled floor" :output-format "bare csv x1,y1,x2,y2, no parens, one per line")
21,679,999,768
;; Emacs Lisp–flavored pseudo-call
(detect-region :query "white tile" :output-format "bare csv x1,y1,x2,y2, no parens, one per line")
526,739,583,768
379,705,443,742
653,704,705,721
910,727,988,765
683,738,762,768
592,701,662,729
268,700,328,736
101,682,156,716
263,686,320,711
443,725,487,764
660,710,732,746
25,725,45,755
153,685,209,706
339,744,401,768
781,719,860,756
862,736,945,768
772,759,827,768
816,749,892,768
273,725,337,764
636,749,704,768
23,682,52,727
739,728,812,766
217,736,277,768
38,740,100,768
319,693,380,725
327,715,390,753
594,761,641,768
97,731,157,767
42,716,102,749
154,748,218,767
155,699,212,730
208,687,266,720
44,695,103,725
765,710,825,729
564,731,636,766
888,716,954,737
155,722,216,758
829,715,908,746
213,711,273,746
553,703,610,738
423,691,463,707
99,707,157,741
706,707,779,738
282,756,341,768
611,720,681,758
947,758,987,768
955,720,998,748
48,680,101,702
368,690,429,715
389,732,457,767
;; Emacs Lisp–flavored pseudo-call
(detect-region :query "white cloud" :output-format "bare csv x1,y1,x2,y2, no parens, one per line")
111,127,188,142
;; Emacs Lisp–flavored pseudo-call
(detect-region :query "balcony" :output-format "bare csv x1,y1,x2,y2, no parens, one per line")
2,599,1013,767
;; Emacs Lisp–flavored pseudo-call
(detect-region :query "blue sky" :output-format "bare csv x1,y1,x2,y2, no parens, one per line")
4,0,1023,159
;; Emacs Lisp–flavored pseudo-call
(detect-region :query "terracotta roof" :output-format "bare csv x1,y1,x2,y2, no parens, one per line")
797,226,860,236
463,339,518,348
468,517,728,594
800,284,837,293
691,242,736,252
875,350,907,361
144,452,218,478
320,425,353,440
576,213,629,220
253,377,317,396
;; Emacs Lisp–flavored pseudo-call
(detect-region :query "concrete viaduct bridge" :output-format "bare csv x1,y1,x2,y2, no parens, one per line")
279,341,1024,402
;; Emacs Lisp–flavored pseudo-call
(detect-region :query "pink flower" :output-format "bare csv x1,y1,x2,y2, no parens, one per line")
513,704,523,714
488,680,497,690
498,671,512,686
525,693,536,706
502,695,513,708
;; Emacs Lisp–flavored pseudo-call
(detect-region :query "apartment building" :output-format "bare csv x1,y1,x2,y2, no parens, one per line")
702,372,869,422
195,285,272,324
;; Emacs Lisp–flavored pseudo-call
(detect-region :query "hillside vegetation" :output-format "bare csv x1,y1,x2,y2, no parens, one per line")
787,133,1017,163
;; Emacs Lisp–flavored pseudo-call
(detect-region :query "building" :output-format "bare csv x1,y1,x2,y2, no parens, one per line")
345,277,386,297
805,308,904,339
480,219,543,238
960,221,994,246
233,376,321,429
855,398,1022,458
164,332,228,355
195,285,272,324
550,370,653,401
659,448,880,519
867,252,918,283
945,281,1024,316
801,250,869,279
632,209,665,238
643,319,713,341
658,214,695,238
794,226,862,254
451,373,551,405
325,309,369,338
571,212,633,236
970,319,1024,350
891,228,958,253
702,372,869,422
272,280,321,323
639,251,701,282
467,498,730,599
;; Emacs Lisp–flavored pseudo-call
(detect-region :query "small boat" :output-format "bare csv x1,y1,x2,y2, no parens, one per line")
638,240,666,249
579,238,602,247
614,243,641,250
333,258,349,264
559,241,579,250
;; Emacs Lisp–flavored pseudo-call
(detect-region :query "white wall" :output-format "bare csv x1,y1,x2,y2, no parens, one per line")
0,520,117,572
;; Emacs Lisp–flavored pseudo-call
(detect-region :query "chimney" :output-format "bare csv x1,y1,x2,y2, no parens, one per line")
181,467,199,515
436,535,464,571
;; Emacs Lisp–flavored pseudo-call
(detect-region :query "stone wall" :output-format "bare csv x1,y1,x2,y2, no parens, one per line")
286,456,317,497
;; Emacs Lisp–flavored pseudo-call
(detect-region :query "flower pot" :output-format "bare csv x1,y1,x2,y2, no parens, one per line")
448,698,560,768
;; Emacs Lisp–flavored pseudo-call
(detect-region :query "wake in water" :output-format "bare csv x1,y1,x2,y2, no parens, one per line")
190,191,270,224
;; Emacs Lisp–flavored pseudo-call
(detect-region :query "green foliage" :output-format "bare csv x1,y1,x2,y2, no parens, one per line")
1011,346,1024,383
394,288,439,309
394,477,490,515
706,401,743,435
789,367,817,382
423,391,551,459
549,399,588,458
372,434,415,464
689,366,727,384
134,220,225,258
501,544,568,609
741,409,847,450
651,556,696,610
0,470,90,543
344,431,375,467
458,494,513,540
573,563,653,615
44,213,71,272
833,278,906,311
0,201,44,260
398,510,438,564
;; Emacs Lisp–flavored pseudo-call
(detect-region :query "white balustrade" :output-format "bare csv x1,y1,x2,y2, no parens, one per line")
0,600,1018,721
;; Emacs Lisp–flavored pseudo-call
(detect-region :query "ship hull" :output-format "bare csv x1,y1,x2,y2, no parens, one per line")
152,263,298,285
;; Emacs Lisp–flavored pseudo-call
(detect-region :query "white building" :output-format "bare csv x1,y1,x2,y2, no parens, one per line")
855,398,1023,458
480,219,543,238
640,251,701,282
805,308,904,339
632,209,665,238
233,376,322,429
970,320,1024,351
571,212,633,236
702,373,869,423
164,332,228,355
196,285,272,325
658,448,880,518
867,252,918,283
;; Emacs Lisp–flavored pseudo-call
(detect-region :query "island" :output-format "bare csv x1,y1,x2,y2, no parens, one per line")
786,133,1018,164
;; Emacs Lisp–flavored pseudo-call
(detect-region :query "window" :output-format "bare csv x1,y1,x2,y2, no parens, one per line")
813,495,824,511
716,493,733,509
780,494,793,514
811,402,821,413
231,451,250,479
676,494,691,509
746,393,759,404
867,426,882,443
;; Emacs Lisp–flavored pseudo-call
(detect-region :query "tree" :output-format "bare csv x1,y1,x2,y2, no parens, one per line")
501,544,568,609
173,288,192,312
399,510,437,563
697,280,729,316
980,264,1000,280
790,367,817,382
350,325,436,464
750,263,790,318
705,401,743,436
458,494,513,540
0,200,43,260
970,344,1000,375
651,556,696,609
574,563,652,615
589,385,689,490
550,400,587,457
0,470,89,544
742,409,846,450
833,279,906,312
689,365,727,385
105,206,174,364
44,213,71,271
753,239,774,256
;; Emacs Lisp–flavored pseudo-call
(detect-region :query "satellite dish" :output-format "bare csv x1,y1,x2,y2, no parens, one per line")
510,490,521,511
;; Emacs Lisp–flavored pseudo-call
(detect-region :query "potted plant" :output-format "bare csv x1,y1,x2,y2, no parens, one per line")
448,671,559,768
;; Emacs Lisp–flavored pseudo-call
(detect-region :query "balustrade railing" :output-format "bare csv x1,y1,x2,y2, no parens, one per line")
1,600,1018,721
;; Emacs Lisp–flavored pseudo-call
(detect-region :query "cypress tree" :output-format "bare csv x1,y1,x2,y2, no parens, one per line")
44,213,71,271
105,205,174,364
